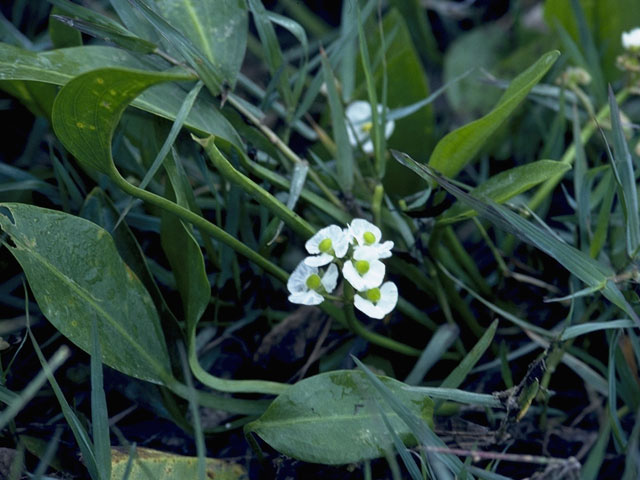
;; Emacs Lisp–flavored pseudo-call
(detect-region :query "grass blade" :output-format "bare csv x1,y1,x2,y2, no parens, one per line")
90,317,111,480
405,325,459,385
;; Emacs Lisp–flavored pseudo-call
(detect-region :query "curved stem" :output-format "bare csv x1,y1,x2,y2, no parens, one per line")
188,328,288,396
225,94,344,209
112,173,288,284
197,135,315,238
342,283,421,357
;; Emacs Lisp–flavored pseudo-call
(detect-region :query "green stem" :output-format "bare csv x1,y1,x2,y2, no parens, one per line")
225,94,344,208
528,87,630,210
188,328,288,396
342,283,421,357
112,173,288,284
197,135,315,239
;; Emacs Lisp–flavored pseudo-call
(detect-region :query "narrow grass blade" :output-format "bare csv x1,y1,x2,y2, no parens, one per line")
393,150,639,324
353,357,468,477
0,346,69,431
440,320,498,390
268,161,308,245
115,80,204,229
560,320,635,341
400,386,502,409
378,406,422,480
90,317,111,480
29,330,99,479
608,331,628,447
405,325,459,385
321,51,354,192
605,86,640,258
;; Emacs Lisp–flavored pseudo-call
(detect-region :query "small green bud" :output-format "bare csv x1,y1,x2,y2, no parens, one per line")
306,274,322,290
363,231,376,245
366,288,381,303
318,238,333,253
355,260,370,275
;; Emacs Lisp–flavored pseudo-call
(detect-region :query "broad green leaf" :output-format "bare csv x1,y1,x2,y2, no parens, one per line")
353,359,467,478
606,87,640,258
246,370,434,465
127,0,245,96
80,188,173,319
0,43,241,147
160,155,210,332
429,50,559,179
149,0,247,90
110,447,247,480
394,151,639,324
51,67,192,176
49,0,157,53
440,160,571,224
0,203,172,383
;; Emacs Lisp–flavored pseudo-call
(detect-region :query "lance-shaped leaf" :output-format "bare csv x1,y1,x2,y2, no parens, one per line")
51,67,191,176
0,43,241,147
429,50,559,178
0,203,172,383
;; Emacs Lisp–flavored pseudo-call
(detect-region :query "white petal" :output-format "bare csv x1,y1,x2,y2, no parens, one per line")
383,115,395,140
622,28,640,49
375,240,394,259
349,219,382,246
353,282,398,319
362,259,385,289
361,139,374,154
354,294,382,318
345,100,372,123
342,260,367,291
332,232,350,258
304,253,333,267
305,225,344,255
378,282,398,312
289,290,324,305
321,263,339,293
342,258,385,291
287,260,317,294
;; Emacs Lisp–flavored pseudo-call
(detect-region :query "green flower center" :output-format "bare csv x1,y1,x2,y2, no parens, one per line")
361,121,373,133
363,231,376,245
366,288,381,303
306,274,322,290
318,238,333,253
355,260,370,275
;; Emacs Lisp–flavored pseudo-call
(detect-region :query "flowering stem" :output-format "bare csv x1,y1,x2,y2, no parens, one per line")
111,172,289,284
197,135,316,239
342,283,421,356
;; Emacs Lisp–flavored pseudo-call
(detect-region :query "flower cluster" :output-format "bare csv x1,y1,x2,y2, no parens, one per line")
287,219,398,319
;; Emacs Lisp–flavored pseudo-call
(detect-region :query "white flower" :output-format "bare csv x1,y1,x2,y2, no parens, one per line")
345,100,395,154
348,218,393,259
288,262,338,305
622,28,640,50
342,247,385,291
304,225,349,267
354,282,398,319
